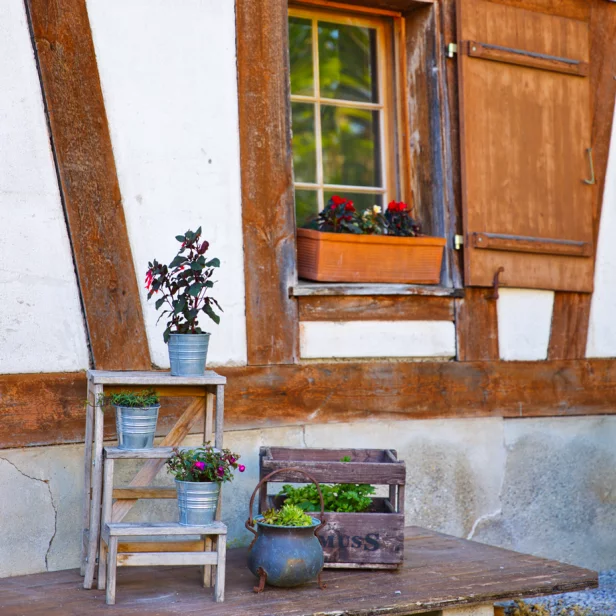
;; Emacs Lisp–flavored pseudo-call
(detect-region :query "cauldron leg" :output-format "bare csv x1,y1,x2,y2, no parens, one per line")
253,567,267,593
317,572,327,590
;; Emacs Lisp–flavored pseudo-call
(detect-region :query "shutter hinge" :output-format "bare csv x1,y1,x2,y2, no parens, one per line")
447,43,458,58
454,234,464,250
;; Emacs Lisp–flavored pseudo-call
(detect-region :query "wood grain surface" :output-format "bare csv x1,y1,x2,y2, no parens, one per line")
0,527,597,615
4,358,616,448
455,287,499,360
25,0,150,370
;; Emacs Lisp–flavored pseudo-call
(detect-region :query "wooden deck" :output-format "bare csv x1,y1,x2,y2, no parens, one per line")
0,527,597,616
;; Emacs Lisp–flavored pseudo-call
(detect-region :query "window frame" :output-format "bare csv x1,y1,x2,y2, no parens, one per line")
288,5,405,216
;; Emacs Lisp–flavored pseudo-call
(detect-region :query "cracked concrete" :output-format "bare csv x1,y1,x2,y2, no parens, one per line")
1,417,616,578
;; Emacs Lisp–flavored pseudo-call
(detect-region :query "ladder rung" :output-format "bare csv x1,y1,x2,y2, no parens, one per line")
113,486,176,500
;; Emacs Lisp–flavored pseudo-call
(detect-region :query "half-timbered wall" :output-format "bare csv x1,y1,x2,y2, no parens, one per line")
0,0,615,581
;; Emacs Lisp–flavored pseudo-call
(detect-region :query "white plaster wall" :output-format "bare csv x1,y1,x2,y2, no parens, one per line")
86,0,246,367
587,99,616,357
0,2,89,374
299,320,456,359
497,289,554,361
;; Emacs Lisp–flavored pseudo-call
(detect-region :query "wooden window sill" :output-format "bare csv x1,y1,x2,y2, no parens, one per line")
290,281,463,297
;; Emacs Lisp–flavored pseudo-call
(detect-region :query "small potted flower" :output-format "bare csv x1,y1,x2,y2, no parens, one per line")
296,196,446,284
145,227,222,376
166,445,244,525
99,389,160,450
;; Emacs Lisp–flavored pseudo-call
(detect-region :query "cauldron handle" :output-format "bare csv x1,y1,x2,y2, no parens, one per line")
245,467,326,537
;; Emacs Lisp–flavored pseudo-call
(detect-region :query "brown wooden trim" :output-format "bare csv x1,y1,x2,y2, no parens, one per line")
298,295,454,321
471,233,592,257
548,293,591,360
25,0,151,371
455,287,499,361
547,1,616,360
237,0,299,365
5,359,616,448
291,0,403,17
462,40,589,77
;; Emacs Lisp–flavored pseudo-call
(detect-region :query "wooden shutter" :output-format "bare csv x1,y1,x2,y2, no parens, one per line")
457,0,595,292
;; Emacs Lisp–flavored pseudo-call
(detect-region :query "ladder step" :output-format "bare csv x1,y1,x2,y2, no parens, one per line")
105,522,227,537
117,552,218,567
112,486,176,499
118,540,205,553
104,447,177,459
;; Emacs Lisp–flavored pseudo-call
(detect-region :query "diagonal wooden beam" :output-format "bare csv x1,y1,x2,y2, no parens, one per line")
111,398,205,522
25,0,150,370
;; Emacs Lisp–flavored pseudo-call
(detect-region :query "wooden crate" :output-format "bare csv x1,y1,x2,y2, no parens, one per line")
259,447,406,569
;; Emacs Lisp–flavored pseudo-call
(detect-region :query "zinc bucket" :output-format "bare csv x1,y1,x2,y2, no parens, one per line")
175,480,220,526
114,405,160,450
168,333,210,376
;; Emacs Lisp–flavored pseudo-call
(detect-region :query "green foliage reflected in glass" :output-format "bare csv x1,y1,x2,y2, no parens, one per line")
324,191,382,215
291,102,316,183
289,17,314,96
295,189,319,227
321,105,380,187
318,22,377,103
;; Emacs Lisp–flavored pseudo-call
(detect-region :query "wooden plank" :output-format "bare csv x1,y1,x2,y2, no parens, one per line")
237,0,299,365
105,447,185,460
105,537,118,605
298,295,454,321
455,288,499,361
546,0,616,359
261,461,406,484
112,487,177,499
462,40,589,77
25,0,150,371
1,526,597,616
485,0,590,22
88,370,226,386
548,293,591,360
118,541,205,553
292,283,463,297
106,522,226,536
117,552,218,567
457,0,595,292
11,359,616,448
111,398,205,522
215,534,226,602
471,233,592,257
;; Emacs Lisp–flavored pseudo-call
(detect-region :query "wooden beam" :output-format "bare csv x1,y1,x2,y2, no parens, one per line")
547,0,616,360
236,0,299,365
25,0,150,371
455,288,499,361
298,295,454,321
4,359,616,448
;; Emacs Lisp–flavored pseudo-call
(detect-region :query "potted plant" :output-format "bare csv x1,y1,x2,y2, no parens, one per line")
296,196,446,284
145,227,223,376
166,445,244,525
246,469,325,591
101,389,160,450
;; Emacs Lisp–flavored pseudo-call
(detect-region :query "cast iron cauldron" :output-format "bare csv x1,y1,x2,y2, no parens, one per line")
245,468,326,592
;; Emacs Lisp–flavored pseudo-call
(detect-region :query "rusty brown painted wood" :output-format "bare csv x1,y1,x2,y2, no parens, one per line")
548,293,592,360
25,0,150,371
298,295,454,321
455,288,499,360
236,0,298,365
6,359,616,448
0,527,597,615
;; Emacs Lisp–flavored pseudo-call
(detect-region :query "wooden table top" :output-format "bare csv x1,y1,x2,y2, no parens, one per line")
0,527,597,616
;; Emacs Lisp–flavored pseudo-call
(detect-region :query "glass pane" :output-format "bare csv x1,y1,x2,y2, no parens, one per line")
318,21,378,103
289,17,314,96
291,102,317,184
295,189,319,227
321,105,382,187
324,191,382,215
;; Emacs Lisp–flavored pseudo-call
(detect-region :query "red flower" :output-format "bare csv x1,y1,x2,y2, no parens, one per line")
331,195,345,205
388,200,407,213
145,269,154,290
344,202,355,212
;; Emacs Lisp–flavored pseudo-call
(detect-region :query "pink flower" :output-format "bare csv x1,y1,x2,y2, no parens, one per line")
145,269,154,290
229,456,236,464
217,466,224,476
239,465,246,473
193,461,205,471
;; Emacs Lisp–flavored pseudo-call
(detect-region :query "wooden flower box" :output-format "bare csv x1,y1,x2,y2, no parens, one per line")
296,228,446,284
259,447,406,569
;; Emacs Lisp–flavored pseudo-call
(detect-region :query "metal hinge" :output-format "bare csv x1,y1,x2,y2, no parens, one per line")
447,43,458,58
454,234,464,250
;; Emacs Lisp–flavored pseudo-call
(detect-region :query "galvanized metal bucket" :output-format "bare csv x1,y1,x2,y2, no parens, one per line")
246,468,325,591
175,479,220,526
168,333,210,376
114,405,160,450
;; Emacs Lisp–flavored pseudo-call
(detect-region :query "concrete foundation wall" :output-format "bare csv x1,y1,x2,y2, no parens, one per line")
1,416,614,578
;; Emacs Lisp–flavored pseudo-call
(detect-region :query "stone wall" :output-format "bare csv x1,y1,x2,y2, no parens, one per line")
1,416,614,578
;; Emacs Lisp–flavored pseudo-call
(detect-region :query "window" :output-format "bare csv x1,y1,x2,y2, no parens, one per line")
288,6,400,227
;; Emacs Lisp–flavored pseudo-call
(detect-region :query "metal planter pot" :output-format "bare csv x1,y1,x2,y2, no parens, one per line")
175,480,220,526
114,405,160,450
168,333,210,376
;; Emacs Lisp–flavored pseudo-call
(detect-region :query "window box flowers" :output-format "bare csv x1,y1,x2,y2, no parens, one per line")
297,197,446,284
